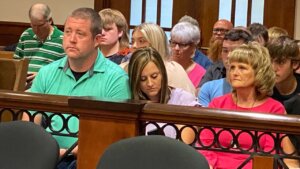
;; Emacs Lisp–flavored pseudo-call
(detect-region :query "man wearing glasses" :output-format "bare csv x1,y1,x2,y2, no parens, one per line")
212,20,233,41
14,3,65,89
198,19,233,88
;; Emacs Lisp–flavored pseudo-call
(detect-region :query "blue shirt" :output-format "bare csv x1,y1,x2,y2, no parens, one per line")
198,78,231,107
193,49,212,70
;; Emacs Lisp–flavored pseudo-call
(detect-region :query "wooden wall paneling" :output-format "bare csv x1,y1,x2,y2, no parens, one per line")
94,0,131,26
196,0,219,48
0,22,29,46
172,0,197,26
0,21,64,47
247,0,253,26
94,0,105,12
231,0,236,27
264,0,296,37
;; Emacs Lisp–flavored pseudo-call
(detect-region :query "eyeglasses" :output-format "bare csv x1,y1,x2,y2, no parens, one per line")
169,40,192,49
213,28,229,34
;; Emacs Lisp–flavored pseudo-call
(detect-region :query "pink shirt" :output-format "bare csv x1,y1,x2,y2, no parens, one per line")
188,63,206,87
200,93,285,169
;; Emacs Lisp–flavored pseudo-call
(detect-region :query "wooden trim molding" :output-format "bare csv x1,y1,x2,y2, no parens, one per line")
0,21,64,47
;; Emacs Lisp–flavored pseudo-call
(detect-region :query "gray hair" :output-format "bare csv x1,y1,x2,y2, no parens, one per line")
29,3,52,21
170,22,200,45
178,15,199,28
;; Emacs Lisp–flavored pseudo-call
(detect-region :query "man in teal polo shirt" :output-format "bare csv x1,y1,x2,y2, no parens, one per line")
23,7,130,168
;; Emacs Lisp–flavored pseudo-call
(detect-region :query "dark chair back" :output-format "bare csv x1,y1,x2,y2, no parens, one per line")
0,121,59,169
97,135,209,169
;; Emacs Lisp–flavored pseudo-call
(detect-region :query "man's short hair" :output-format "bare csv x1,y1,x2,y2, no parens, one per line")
29,3,52,21
248,23,269,43
267,36,300,62
69,8,103,37
224,28,253,43
178,15,199,28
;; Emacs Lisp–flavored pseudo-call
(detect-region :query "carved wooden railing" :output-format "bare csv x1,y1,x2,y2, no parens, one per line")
0,90,300,169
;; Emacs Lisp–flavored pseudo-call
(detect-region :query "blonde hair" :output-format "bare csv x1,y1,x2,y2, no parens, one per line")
268,26,288,41
99,8,129,49
228,42,275,100
133,23,169,60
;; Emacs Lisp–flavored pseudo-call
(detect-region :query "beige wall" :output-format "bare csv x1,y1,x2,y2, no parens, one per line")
0,0,94,25
295,0,300,39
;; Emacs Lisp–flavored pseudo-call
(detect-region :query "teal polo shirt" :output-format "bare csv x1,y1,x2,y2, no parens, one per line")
30,50,131,148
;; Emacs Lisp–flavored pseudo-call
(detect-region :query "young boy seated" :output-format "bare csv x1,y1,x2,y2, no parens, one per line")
267,36,300,104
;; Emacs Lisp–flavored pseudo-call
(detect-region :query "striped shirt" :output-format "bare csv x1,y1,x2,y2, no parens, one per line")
14,26,65,73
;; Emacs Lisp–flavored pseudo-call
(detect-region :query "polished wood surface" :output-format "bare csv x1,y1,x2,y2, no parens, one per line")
264,0,296,36
0,58,28,91
69,97,146,169
0,91,300,168
0,21,29,46
142,103,300,134
0,90,70,112
253,156,274,169
0,51,14,59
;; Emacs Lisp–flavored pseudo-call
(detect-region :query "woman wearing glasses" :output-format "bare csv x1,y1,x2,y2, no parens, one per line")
170,22,206,88
123,22,196,95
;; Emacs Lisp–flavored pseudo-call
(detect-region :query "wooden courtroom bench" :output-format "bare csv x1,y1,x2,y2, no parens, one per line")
0,51,14,59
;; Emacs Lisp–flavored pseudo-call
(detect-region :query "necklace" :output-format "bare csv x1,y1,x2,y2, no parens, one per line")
235,95,256,110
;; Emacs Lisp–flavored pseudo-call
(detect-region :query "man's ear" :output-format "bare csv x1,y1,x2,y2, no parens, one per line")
48,18,53,26
292,60,300,71
118,30,123,38
94,34,102,47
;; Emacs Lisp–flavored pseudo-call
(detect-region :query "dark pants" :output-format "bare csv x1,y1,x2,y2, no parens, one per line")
56,155,77,169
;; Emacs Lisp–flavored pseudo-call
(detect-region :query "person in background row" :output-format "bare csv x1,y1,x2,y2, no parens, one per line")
170,21,206,88
123,22,196,95
198,19,233,88
98,8,131,64
200,42,298,169
14,3,65,89
293,40,300,74
23,7,130,169
267,36,300,104
3,43,17,51
268,36,300,167
268,26,288,42
178,15,212,70
207,19,233,63
199,27,252,89
128,47,199,137
248,22,269,46
198,28,253,106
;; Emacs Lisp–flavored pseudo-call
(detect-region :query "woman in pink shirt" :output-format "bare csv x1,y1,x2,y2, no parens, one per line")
170,22,206,87
201,42,298,169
